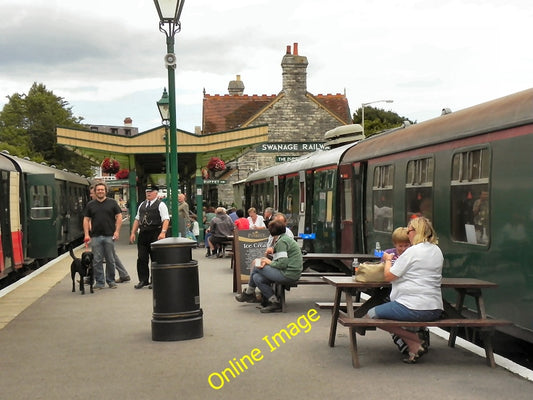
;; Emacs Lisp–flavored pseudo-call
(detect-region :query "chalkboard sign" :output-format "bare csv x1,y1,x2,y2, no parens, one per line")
233,229,270,293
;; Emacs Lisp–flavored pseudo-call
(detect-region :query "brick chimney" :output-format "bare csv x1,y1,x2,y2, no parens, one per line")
228,74,245,96
281,42,308,97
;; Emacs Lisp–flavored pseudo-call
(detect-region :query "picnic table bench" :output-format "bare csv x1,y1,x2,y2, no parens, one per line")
322,276,512,368
338,316,512,368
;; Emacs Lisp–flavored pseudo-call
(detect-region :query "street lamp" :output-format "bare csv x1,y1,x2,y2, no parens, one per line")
157,88,171,197
153,0,185,237
361,99,394,136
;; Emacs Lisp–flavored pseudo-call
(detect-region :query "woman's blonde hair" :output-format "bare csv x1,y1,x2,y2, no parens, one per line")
408,217,439,245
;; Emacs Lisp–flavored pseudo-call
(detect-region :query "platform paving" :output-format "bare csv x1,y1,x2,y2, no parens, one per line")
1,221,532,399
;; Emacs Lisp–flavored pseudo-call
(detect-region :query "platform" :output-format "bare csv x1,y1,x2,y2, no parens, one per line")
1,221,532,399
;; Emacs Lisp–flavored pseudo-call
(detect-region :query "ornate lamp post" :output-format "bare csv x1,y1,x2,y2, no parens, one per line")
361,99,393,136
157,88,171,198
153,0,185,237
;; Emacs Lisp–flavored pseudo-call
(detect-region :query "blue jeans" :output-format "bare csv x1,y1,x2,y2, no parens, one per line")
91,236,116,286
248,265,297,300
112,247,129,278
368,301,442,321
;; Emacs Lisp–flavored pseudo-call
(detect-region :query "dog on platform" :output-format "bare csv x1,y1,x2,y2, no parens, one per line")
70,247,94,294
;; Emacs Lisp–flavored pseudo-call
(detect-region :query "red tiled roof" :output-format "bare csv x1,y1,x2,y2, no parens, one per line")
202,92,352,134
202,94,277,134
311,93,352,123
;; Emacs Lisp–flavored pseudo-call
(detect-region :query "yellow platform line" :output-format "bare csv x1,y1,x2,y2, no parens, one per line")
0,247,78,330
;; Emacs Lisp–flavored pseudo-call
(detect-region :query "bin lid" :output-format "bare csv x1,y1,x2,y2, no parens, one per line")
151,237,197,249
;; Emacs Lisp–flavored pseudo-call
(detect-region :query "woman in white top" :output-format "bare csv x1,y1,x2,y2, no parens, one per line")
247,207,266,229
367,217,443,364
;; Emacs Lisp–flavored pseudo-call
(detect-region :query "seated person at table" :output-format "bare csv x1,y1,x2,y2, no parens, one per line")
381,227,428,354
247,207,266,229
235,219,303,313
367,217,443,364
234,209,250,230
207,207,235,258
382,227,410,264
265,212,294,257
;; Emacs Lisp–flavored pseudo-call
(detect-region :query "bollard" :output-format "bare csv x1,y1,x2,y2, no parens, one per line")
150,237,203,341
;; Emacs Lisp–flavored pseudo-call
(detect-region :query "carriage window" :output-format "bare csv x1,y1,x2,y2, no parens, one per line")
341,177,353,223
406,158,434,222
450,148,490,245
30,185,53,220
372,164,393,232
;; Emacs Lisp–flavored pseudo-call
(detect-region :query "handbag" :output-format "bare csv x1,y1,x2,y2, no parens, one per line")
355,262,386,282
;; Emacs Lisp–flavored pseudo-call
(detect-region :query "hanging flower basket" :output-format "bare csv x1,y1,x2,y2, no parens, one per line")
207,157,226,172
101,157,120,174
115,169,129,179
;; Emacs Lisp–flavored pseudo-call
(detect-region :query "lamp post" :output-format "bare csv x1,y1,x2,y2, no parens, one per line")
361,99,393,136
156,88,171,198
154,0,185,237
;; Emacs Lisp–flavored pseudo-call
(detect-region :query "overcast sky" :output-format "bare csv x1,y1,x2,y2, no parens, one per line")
1,0,532,134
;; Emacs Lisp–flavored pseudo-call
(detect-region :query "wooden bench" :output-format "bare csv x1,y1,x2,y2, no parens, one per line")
337,316,512,368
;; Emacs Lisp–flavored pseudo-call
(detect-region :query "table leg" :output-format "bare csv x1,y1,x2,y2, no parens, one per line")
448,289,466,347
328,287,343,347
345,290,361,367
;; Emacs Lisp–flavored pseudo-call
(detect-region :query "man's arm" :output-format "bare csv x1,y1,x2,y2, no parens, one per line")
83,216,91,243
130,219,139,243
114,213,122,240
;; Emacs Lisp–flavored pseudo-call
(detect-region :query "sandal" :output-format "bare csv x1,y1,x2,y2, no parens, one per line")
402,345,427,364
402,352,419,364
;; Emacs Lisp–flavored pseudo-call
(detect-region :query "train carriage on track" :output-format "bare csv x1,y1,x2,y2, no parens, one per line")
0,152,90,279
240,88,533,343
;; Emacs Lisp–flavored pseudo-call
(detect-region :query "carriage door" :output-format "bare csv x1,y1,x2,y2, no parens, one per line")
273,175,279,211
26,174,56,259
339,164,354,253
0,170,10,274
298,171,306,236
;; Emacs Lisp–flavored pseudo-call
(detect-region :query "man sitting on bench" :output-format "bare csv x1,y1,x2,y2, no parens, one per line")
207,207,234,258
367,217,443,364
235,219,302,313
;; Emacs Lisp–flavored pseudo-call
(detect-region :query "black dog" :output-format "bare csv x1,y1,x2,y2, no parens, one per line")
70,248,94,294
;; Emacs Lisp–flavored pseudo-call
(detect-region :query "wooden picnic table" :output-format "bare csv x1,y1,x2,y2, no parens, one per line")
321,276,509,367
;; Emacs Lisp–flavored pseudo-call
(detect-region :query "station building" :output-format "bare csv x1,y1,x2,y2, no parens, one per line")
56,43,352,235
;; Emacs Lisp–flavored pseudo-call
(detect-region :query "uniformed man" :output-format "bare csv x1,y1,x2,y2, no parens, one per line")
129,184,170,289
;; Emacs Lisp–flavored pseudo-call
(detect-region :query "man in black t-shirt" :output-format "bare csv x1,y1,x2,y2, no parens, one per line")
83,182,122,289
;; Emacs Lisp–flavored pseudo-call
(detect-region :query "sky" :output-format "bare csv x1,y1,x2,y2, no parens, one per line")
1,0,532,134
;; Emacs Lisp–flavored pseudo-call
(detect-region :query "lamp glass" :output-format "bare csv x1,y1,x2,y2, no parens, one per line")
153,0,182,22
157,89,170,121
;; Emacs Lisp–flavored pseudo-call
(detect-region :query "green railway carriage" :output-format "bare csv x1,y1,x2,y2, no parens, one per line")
242,142,356,271
0,152,90,275
341,89,533,342
239,88,533,343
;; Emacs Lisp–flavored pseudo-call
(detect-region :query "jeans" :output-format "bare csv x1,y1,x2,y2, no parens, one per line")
248,265,297,300
367,300,442,321
91,236,116,286
112,247,129,278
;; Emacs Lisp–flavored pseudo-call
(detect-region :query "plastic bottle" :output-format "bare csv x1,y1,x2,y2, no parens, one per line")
352,257,359,281
374,242,383,257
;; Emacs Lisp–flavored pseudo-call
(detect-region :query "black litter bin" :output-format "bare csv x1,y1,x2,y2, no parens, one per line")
150,237,203,341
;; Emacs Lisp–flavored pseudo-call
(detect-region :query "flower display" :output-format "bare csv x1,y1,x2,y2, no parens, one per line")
207,157,226,172
101,157,120,174
115,169,129,179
